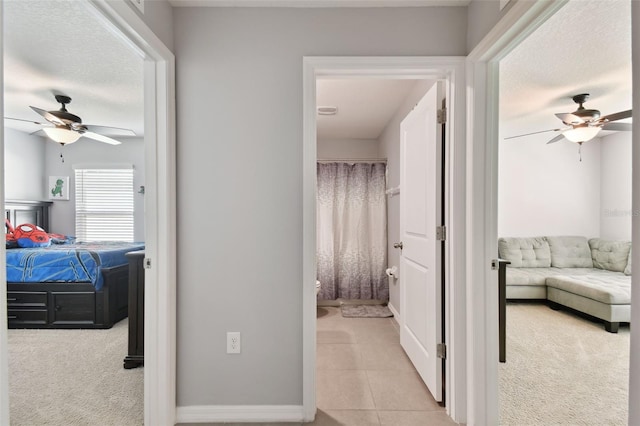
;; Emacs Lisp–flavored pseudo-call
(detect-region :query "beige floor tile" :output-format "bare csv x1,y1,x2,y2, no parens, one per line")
179,423,301,426
316,370,376,410
358,343,416,371
353,328,400,345
317,329,357,344
367,370,441,411
306,409,380,425
317,344,363,370
378,410,457,426
389,317,400,334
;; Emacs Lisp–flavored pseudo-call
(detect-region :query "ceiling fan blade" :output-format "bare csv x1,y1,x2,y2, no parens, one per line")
29,106,66,126
602,122,633,132
29,129,47,137
555,112,584,125
80,131,122,145
504,128,565,140
546,134,566,144
600,109,632,123
78,124,136,137
4,116,48,126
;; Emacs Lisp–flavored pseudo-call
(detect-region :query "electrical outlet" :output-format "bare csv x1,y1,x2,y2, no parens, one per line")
227,332,241,354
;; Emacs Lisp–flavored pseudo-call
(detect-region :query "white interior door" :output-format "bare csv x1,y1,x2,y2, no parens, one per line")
399,82,444,402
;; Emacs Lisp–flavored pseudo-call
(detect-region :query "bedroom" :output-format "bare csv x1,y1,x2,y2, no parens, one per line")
3,1,146,424
497,0,632,424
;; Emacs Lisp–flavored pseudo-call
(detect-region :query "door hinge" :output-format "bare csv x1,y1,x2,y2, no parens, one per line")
436,225,447,241
144,258,152,269
491,259,499,270
437,107,447,124
437,343,447,359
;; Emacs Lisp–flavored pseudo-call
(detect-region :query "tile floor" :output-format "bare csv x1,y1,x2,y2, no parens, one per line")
310,306,456,425
182,306,456,426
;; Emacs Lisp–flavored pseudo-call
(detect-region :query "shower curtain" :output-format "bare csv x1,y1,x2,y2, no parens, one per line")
316,162,388,300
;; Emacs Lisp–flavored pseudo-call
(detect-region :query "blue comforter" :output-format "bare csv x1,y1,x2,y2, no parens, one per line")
6,241,145,290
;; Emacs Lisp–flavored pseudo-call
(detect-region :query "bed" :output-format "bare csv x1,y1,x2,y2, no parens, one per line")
5,200,144,329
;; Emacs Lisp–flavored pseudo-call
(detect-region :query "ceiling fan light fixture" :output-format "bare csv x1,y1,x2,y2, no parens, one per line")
43,127,81,145
562,126,601,143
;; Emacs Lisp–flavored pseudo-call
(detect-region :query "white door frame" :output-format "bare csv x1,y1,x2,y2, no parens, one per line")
0,2,177,425
302,56,466,422
465,1,576,424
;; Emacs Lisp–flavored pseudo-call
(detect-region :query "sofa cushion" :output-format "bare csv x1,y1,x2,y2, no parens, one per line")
506,267,560,286
624,248,632,276
546,274,631,305
498,237,551,268
546,236,593,268
589,238,632,272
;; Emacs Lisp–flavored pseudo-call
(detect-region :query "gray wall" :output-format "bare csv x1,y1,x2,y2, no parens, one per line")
174,6,467,407
130,0,174,52
4,129,45,201
44,138,145,240
466,0,511,53
378,79,434,316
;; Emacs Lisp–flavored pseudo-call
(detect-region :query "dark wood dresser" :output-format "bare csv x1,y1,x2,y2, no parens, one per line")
124,250,145,369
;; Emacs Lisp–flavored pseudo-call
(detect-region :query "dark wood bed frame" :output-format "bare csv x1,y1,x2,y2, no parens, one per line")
5,200,129,329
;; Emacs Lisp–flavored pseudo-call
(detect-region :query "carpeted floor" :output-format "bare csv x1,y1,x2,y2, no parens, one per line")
8,318,143,425
499,303,629,425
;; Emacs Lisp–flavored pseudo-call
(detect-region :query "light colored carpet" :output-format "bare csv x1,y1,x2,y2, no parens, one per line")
499,303,629,426
340,304,393,318
8,319,143,425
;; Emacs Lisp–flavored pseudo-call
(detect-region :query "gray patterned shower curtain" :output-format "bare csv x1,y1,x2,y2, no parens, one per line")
316,162,388,300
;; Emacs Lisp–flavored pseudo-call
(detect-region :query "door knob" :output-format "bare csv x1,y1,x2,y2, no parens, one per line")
393,242,403,250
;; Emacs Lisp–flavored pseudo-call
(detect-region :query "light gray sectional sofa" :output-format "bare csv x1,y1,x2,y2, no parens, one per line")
498,236,632,333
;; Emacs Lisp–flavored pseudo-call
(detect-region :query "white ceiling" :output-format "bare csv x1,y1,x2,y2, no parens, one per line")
3,0,630,147
316,79,420,140
169,0,470,7
500,0,632,142
3,1,144,139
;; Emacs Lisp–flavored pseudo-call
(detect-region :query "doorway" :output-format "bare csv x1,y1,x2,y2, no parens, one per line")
0,2,176,424
496,0,632,423
301,56,466,422
466,0,637,424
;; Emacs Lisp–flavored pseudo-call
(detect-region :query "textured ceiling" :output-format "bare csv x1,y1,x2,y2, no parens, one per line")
500,0,632,142
3,0,144,139
169,0,470,7
316,79,420,140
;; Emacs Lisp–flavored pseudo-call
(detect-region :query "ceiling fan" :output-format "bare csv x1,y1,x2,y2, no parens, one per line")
505,93,632,145
5,94,136,145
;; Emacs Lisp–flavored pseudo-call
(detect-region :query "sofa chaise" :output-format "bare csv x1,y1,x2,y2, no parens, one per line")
498,236,632,333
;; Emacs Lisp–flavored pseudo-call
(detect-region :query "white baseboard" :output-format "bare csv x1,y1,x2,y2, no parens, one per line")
176,404,306,423
388,302,400,325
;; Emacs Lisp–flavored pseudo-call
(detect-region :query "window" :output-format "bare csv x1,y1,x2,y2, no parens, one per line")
75,167,134,242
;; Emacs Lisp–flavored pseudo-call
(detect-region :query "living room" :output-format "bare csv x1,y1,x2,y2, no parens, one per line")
496,0,632,424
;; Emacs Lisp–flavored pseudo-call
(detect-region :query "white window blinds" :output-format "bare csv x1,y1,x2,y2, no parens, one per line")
75,168,134,242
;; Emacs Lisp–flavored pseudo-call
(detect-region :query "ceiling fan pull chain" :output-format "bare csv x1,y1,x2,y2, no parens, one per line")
578,142,582,162
60,152,64,163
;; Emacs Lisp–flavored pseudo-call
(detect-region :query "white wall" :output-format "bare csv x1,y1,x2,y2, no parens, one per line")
600,131,632,241
378,79,434,316
44,138,145,241
628,3,639,424
317,138,379,159
174,6,467,408
3,129,45,201
498,137,602,238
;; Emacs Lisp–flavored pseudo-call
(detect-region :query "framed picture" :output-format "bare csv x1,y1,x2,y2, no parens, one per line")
48,176,70,200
